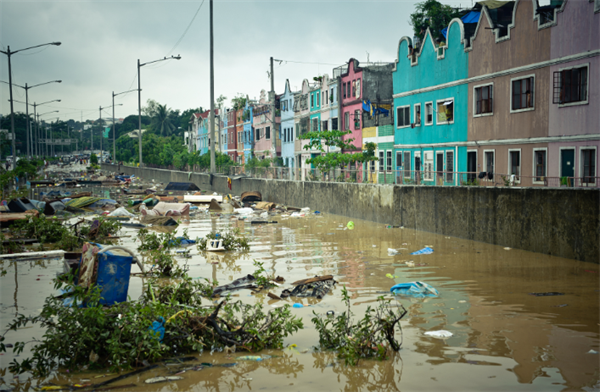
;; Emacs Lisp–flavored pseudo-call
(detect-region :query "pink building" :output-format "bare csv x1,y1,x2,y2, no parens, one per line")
340,59,364,151
547,0,599,186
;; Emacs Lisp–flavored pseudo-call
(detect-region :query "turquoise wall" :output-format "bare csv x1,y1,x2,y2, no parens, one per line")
392,20,469,174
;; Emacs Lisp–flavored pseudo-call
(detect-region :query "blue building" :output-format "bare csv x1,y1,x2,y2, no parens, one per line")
280,79,296,168
242,102,253,163
392,19,470,185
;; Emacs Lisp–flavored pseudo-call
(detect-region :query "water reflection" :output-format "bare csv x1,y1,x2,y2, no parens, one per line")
0,211,598,392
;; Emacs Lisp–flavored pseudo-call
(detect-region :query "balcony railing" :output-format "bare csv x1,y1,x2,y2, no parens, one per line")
107,163,599,188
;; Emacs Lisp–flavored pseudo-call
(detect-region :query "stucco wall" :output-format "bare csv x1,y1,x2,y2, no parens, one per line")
102,164,600,263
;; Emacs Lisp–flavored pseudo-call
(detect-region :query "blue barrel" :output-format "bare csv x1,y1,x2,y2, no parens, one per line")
95,249,133,305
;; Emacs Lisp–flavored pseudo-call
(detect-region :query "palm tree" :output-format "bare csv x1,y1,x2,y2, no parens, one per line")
151,104,176,136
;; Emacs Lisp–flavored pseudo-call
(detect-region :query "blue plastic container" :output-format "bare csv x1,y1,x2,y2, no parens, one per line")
95,249,133,305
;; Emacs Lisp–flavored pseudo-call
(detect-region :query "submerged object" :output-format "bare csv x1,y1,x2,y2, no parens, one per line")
390,281,439,298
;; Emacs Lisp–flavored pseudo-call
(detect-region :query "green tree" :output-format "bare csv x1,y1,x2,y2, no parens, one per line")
231,93,248,111
150,103,176,137
299,129,377,173
410,0,462,42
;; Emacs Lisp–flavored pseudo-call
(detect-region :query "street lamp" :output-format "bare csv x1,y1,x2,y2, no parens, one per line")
0,42,61,166
99,104,122,163
1,80,61,158
33,100,61,157
137,55,181,166
9,97,61,157
37,110,59,157
112,89,137,164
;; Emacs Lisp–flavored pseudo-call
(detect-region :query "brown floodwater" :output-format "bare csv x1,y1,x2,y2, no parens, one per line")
1,210,598,392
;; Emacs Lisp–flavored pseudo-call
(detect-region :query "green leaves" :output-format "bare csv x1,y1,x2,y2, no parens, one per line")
312,285,407,366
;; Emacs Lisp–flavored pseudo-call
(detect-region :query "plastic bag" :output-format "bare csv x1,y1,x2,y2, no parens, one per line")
108,207,137,217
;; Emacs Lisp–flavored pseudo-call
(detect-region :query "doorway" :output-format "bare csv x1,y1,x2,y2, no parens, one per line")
467,151,477,182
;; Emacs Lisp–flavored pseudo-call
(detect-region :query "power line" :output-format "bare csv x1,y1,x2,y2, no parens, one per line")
167,0,205,56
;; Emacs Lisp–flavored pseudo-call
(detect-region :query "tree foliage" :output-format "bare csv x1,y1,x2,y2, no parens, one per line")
231,93,248,111
299,129,377,172
410,0,462,42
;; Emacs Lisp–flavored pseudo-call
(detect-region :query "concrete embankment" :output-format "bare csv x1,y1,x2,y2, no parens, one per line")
103,164,599,263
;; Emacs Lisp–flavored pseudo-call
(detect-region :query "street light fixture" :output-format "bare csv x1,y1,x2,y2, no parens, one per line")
99,104,122,163
37,110,59,157
1,79,62,158
33,100,61,157
137,55,181,166
0,41,61,166
112,89,137,165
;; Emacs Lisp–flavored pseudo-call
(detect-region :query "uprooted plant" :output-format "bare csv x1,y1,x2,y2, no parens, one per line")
311,285,407,366
196,229,249,251
1,269,303,377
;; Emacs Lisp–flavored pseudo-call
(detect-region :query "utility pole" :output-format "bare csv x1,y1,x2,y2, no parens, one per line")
270,57,277,162
99,106,103,162
209,0,215,173
137,59,142,167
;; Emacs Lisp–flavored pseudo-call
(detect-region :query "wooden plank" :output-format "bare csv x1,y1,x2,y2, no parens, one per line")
183,195,223,203
291,275,334,286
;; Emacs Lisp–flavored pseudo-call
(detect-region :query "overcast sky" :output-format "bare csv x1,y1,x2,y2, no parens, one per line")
2,0,481,123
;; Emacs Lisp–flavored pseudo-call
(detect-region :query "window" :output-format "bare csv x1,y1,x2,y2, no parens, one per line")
344,112,349,130
332,118,338,131
356,79,361,98
256,128,261,141
423,151,433,180
485,150,495,176
533,149,546,182
446,151,454,182
317,93,320,107
581,148,596,184
312,118,319,132
370,159,375,173
509,150,521,180
331,88,335,103
379,151,384,172
553,64,588,105
396,106,410,128
343,83,347,99
437,99,454,124
414,104,421,125
403,151,411,177
475,85,493,115
354,110,360,130
352,80,356,97
310,94,314,108
425,102,433,125
386,151,392,172
512,76,534,111
322,120,328,131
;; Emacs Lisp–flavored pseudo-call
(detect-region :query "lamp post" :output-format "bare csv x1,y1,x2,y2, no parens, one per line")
0,42,61,167
137,55,181,167
33,100,61,157
99,104,122,163
37,110,59,157
0,80,61,158
112,89,136,164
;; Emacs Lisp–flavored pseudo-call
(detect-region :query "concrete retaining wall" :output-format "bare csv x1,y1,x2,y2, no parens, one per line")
103,164,600,263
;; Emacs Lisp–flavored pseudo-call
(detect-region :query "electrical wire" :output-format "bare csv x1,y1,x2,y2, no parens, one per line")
166,0,205,56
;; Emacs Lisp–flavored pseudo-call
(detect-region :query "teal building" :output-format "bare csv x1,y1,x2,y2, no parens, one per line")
392,19,470,185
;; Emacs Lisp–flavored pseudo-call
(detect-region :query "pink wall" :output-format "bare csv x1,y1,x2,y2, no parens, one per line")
548,0,599,137
341,59,363,151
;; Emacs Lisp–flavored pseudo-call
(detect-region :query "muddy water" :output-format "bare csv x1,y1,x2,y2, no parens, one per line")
1,211,598,391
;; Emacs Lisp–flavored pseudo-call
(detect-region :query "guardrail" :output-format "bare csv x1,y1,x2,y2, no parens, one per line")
106,163,599,188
